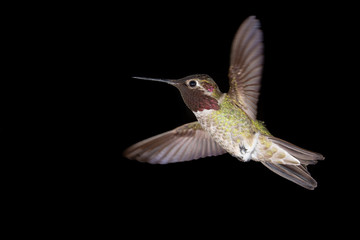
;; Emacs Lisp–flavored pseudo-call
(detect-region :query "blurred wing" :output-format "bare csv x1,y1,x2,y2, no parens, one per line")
228,16,263,120
123,122,226,164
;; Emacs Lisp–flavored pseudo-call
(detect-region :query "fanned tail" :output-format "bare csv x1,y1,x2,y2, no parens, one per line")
257,135,324,190
262,162,317,190
267,136,325,165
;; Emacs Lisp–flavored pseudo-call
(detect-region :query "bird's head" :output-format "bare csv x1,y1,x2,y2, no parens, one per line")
134,74,223,112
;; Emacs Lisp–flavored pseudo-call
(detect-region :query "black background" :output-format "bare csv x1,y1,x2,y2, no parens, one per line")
7,2,356,237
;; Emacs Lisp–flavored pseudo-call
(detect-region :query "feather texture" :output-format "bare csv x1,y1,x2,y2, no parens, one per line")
228,16,263,120
123,122,226,164
262,162,317,190
268,136,325,165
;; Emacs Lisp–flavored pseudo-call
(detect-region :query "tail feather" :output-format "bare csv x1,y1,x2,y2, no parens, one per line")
268,136,325,165
262,162,317,190
257,135,324,190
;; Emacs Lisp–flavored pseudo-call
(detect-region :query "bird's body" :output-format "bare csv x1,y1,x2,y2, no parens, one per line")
193,93,302,165
193,93,262,161
124,16,324,189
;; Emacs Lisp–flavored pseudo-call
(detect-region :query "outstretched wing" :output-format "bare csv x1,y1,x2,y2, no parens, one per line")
228,16,263,120
123,122,227,164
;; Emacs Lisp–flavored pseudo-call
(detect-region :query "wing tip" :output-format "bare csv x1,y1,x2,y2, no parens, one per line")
122,122,226,164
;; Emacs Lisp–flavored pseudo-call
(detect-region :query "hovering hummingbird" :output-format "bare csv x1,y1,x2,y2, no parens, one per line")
124,16,324,190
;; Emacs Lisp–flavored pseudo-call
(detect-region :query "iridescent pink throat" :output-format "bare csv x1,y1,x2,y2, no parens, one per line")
182,90,220,112
194,95,220,112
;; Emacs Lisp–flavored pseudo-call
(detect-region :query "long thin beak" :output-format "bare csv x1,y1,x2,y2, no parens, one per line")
132,76,176,85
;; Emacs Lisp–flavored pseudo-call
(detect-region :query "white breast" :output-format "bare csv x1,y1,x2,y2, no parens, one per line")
193,109,217,134
193,109,259,162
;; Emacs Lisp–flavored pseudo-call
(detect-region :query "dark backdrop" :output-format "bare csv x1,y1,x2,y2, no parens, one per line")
17,2,353,237
86,5,343,221
88,8,334,192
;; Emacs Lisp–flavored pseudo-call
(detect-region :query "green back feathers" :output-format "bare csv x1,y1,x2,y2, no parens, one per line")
253,120,271,136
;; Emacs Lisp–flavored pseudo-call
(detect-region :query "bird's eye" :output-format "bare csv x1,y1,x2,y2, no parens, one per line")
188,80,197,87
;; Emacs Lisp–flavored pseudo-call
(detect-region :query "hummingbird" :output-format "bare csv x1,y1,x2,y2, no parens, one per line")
123,16,324,190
